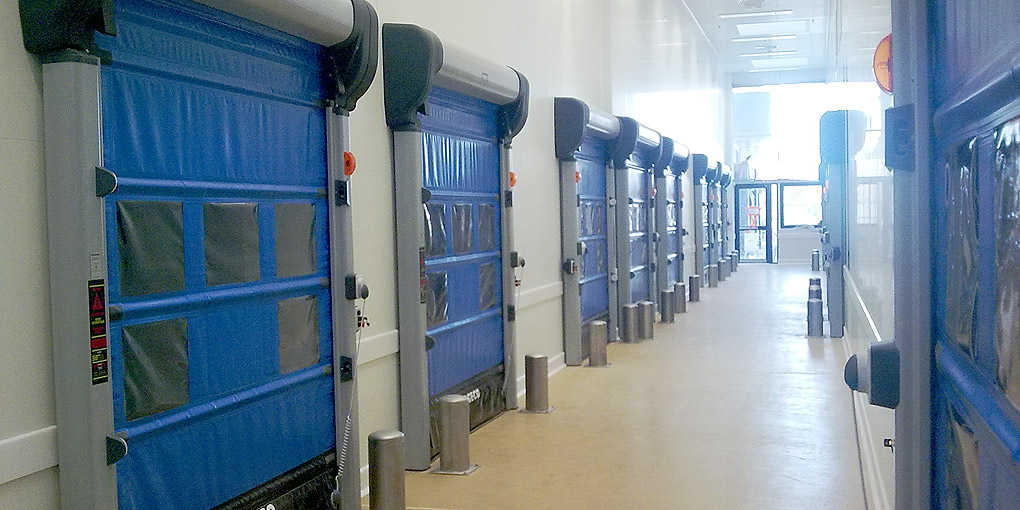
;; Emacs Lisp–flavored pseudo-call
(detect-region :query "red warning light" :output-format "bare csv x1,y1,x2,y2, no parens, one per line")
509,172,517,187
575,171,581,183
343,151,357,176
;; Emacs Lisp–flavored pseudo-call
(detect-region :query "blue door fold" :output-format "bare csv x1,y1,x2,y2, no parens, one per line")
97,0,336,507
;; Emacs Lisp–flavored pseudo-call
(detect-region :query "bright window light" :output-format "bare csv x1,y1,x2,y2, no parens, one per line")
733,82,889,181
781,184,823,227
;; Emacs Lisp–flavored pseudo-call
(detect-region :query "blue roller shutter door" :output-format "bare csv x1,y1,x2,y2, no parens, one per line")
577,138,611,324
97,0,336,507
665,173,681,285
628,164,652,303
928,1,1020,506
421,88,505,418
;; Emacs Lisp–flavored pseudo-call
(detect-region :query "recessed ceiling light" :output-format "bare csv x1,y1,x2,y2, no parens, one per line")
751,57,809,68
731,34,797,42
739,50,798,58
719,9,793,19
736,20,809,36
747,67,802,73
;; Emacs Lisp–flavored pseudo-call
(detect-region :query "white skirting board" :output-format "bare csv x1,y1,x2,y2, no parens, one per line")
0,426,58,485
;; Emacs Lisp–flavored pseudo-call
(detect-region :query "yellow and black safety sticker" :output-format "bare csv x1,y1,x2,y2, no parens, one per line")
88,279,109,384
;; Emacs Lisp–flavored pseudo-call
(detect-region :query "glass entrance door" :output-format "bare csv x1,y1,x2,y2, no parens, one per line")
735,184,776,263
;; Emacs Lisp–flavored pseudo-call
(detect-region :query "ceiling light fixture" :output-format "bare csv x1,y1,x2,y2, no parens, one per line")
731,34,797,42
719,9,793,19
738,50,798,57
746,67,802,73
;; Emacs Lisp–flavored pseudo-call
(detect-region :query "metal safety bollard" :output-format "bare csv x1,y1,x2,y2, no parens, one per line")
659,290,675,323
808,298,824,337
522,354,554,413
432,395,478,475
809,277,822,300
720,258,730,280
673,282,687,313
733,251,740,271
812,249,821,271
708,264,719,287
621,304,639,343
368,430,405,510
638,301,655,340
587,320,608,367
730,254,737,273
689,275,701,302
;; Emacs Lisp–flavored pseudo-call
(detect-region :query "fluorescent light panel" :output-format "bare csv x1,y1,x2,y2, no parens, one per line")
739,50,798,57
746,67,802,73
719,9,793,19
731,34,797,42
751,57,809,68
737,20,808,36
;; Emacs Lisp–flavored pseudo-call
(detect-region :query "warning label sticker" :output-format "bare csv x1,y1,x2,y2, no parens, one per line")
419,247,427,304
88,279,109,385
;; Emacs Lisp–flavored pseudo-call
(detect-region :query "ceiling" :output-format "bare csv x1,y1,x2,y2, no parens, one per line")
684,0,891,86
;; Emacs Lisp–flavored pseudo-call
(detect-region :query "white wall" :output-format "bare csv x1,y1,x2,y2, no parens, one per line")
0,1,62,507
0,0,730,502
778,227,822,263
604,0,732,281
843,107,896,509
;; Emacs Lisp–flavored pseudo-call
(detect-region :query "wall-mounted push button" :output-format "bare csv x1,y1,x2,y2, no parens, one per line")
845,341,899,409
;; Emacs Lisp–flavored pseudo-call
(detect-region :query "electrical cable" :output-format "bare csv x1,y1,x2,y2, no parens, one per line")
332,297,366,508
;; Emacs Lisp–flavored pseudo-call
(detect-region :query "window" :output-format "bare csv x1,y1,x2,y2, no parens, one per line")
781,184,822,227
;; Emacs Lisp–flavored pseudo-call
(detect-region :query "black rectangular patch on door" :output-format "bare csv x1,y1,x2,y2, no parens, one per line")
123,318,189,421
278,295,320,374
204,202,261,286
117,200,185,296
275,203,316,278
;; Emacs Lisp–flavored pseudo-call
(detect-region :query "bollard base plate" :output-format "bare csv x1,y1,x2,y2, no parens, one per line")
586,362,612,368
520,405,556,414
431,464,480,476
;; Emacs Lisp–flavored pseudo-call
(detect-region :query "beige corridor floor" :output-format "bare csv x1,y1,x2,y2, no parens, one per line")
367,263,866,510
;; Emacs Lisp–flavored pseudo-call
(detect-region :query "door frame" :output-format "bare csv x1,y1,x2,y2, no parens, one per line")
382,24,530,470
891,0,933,507
733,182,775,263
